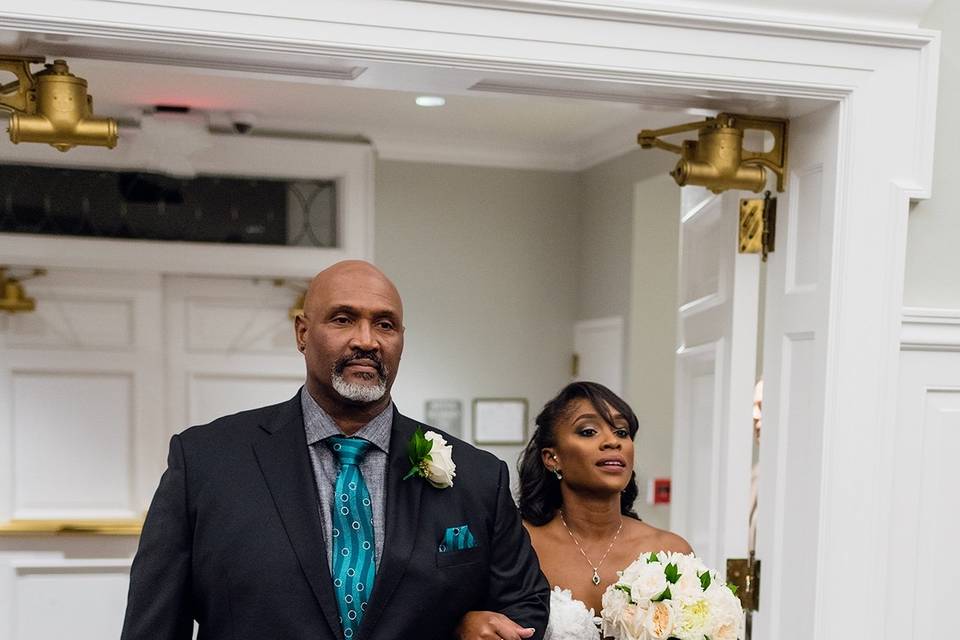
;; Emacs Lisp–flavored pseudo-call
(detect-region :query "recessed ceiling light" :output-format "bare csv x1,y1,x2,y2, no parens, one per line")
415,96,446,107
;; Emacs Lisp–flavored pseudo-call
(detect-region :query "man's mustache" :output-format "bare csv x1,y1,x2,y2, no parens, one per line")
334,350,387,379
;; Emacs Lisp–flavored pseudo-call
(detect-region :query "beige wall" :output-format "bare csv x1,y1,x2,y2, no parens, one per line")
374,159,581,469
908,1,960,307
377,153,681,529
579,149,680,529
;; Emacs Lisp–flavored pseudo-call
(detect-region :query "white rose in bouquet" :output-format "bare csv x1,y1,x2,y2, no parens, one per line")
672,599,712,640
601,585,630,623
670,570,705,604
629,563,670,603
705,582,745,640
617,603,647,640
600,552,743,640
642,601,675,639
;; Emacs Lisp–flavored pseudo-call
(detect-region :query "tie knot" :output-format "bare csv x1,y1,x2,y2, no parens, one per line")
327,436,372,467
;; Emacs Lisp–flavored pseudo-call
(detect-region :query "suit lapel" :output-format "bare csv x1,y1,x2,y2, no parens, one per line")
253,395,343,640
358,412,424,638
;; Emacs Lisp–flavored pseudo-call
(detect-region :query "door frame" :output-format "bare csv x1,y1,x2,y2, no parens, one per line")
0,3,939,636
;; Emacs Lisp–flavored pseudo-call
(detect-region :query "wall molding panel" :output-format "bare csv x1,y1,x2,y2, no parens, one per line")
885,307,960,640
901,307,960,351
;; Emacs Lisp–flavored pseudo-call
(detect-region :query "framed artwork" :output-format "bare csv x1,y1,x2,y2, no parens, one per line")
472,398,528,445
425,399,463,439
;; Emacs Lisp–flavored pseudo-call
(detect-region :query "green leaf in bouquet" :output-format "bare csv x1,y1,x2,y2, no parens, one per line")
652,586,672,602
699,570,711,590
615,583,632,597
726,582,739,596
664,563,680,584
647,552,660,564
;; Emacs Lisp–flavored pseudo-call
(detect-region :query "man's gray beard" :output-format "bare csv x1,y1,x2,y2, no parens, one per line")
331,370,387,403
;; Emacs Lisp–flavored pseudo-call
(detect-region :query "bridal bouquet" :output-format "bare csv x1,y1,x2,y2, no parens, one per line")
599,552,743,640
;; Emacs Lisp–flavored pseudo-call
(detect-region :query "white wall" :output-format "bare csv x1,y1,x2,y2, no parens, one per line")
578,149,680,529
908,1,960,307
374,159,581,470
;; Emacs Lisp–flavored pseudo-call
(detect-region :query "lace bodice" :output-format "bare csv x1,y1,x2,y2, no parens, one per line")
544,587,602,640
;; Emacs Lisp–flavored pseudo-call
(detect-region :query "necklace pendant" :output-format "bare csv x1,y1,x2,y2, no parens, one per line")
592,569,601,586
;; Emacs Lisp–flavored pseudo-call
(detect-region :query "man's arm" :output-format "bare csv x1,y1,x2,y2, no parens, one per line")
121,434,194,640
483,461,550,640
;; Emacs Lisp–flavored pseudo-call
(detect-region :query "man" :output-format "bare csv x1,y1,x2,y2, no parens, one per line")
121,260,549,640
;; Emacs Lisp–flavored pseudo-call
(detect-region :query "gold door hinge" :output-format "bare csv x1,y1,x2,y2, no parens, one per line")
739,192,777,262
571,353,580,377
726,557,761,611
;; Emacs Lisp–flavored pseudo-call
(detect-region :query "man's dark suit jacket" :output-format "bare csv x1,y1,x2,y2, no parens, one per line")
121,394,549,640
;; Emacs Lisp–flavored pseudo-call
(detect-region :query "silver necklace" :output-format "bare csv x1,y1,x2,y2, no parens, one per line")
559,510,624,586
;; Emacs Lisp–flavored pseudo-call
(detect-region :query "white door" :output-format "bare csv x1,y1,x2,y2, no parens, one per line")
164,275,306,433
0,268,164,640
752,105,838,640
670,186,760,572
573,317,624,395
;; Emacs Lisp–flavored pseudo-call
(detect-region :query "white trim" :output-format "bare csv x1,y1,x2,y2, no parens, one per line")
11,558,132,572
411,0,938,47
901,308,960,352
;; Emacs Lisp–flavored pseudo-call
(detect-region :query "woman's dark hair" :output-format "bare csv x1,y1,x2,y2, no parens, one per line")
518,381,641,526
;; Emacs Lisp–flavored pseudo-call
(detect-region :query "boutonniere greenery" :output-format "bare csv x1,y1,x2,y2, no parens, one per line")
404,426,456,489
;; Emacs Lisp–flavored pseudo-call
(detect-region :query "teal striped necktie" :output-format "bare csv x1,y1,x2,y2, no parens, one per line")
327,436,376,639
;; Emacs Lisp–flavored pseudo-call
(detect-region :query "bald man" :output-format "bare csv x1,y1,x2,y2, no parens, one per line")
121,261,549,640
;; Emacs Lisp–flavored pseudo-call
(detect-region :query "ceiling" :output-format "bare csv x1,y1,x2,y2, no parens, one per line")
0,26,826,171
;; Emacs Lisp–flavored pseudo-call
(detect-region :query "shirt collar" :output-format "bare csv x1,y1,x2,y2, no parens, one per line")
300,386,393,452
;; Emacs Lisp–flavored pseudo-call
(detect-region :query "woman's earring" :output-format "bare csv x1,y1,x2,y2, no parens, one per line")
552,467,563,481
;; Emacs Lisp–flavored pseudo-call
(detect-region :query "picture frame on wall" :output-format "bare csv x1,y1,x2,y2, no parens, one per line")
424,399,463,439
472,398,528,445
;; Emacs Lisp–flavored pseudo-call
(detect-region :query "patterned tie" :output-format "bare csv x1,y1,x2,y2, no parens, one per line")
327,436,376,640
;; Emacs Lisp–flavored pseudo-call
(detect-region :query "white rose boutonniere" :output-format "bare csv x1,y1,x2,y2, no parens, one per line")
404,427,456,488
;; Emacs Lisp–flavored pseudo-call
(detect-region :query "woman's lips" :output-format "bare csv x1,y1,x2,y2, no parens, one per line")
596,458,627,472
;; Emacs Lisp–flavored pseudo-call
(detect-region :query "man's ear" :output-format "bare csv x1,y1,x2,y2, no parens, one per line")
294,314,307,352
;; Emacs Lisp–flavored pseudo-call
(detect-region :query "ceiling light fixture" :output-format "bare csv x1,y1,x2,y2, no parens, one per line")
415,96,446,107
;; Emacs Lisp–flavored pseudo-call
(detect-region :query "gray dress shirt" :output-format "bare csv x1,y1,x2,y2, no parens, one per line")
300,387,393,568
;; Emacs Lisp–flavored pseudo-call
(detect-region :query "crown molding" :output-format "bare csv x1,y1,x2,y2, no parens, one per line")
901,307,960,352
410,0,938,48
36,48,368,81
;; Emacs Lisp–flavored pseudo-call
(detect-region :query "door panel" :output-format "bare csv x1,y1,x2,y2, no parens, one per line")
752,104,838,640
164,276,305,432
573,317,624,395
672,186,759,571
0,269,163,640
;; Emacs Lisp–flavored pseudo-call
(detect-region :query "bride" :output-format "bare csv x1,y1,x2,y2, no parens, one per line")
521,381,691,639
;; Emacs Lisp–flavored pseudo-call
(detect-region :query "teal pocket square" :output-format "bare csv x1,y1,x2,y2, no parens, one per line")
439,524,477,552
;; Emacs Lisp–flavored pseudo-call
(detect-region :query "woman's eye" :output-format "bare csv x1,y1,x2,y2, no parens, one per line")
615,429,630,438
577,427,597,437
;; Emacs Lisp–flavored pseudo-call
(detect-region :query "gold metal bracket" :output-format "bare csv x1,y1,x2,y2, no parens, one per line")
0,266,46,313
271,278,307,320
739,192,777,261
726,556,761,611
0,55,44,113
638,113,788,194
0,56,117,151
